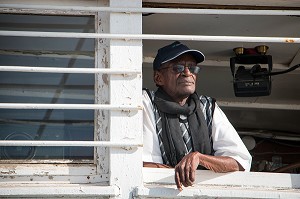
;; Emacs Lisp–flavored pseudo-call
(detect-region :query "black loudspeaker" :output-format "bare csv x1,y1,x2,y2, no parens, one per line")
230,55,272,97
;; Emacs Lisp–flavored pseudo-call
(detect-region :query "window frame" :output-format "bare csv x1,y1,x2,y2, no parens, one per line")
0,1,143,191
0,7,105,185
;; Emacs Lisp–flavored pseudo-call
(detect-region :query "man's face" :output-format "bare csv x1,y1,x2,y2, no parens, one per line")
154,53,198,103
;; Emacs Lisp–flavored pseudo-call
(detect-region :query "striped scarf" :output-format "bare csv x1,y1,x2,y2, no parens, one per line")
152,88,214,167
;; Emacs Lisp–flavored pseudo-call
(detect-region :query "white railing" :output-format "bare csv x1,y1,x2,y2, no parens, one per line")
0,103,141,110
1,4,300,16
0,66,140,74
1,101,299,111
0,140,141,147
0,30,299,43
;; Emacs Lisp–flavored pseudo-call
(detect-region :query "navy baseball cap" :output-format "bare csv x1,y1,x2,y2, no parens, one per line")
153,41,205,70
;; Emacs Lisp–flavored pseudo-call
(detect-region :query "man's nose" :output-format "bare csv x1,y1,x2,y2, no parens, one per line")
182,66,192,76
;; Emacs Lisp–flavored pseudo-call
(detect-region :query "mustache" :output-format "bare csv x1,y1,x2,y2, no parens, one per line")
177,76,195,84
177,79,195,84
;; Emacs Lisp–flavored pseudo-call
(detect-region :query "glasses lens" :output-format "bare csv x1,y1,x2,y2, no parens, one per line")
172,65,185,73
172,65,200,74
189,66,200,74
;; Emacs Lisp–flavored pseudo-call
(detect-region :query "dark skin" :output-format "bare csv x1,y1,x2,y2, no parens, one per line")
144,53,244,191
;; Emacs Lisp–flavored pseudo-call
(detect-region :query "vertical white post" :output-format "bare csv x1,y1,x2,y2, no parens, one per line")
109,0,143,198
95,0,110,177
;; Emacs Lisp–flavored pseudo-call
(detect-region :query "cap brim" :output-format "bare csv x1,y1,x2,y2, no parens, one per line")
161,49,205,64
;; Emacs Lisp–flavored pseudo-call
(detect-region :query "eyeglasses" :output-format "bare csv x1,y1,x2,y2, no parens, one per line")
159,64,201,74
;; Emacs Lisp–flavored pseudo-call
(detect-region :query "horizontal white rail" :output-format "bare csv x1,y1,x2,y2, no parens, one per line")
1,102,298,111
218,101,300,110
0,140,142,147
1,4,300,16
0,103,142,110
0,30,299,43
144,56,300,71
0,66,140,74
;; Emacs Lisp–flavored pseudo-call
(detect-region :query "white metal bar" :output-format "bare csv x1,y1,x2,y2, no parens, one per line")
218,101,300,110
0,96,298,113
3,102,295,111
1,4,300,16
144,56,300,71
0,103,142,110
1,30,299,43
0,140,142,147
0,66,140,74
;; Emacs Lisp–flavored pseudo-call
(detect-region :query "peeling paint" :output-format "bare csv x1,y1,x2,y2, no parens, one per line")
121,146,133,151
1,170,16,175
79,187,84,193
33,171,49,176
102,74,109,85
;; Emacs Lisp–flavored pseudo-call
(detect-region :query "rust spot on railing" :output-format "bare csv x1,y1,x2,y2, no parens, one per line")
286,39,294,43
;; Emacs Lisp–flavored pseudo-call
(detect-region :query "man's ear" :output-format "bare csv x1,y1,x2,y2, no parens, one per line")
153,71,164,86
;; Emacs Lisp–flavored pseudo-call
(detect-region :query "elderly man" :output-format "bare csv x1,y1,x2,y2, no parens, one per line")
143,41,252,191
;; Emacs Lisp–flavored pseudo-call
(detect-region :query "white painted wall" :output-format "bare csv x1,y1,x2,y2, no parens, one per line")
108,0,143,198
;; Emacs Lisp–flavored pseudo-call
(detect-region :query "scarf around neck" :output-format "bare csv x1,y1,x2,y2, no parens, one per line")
154,88,212,167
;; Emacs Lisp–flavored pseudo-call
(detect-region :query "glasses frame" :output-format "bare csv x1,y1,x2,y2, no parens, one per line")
159,64,201,74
